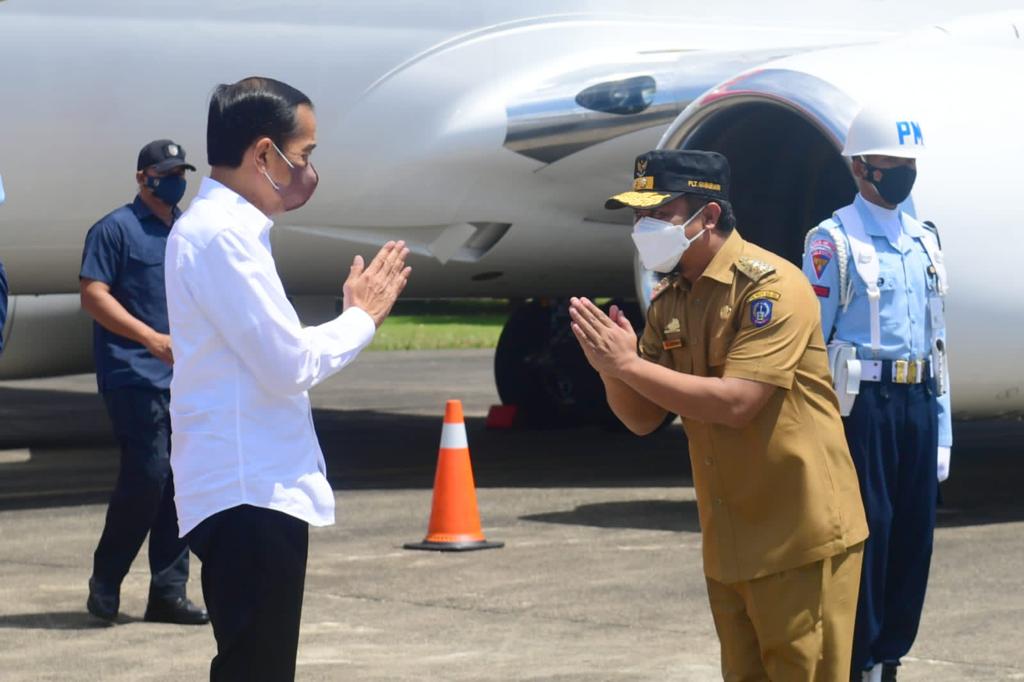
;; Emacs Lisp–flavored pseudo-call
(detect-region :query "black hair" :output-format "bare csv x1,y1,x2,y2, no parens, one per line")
207,76,313,168
716,200,737,233
682,195,737,233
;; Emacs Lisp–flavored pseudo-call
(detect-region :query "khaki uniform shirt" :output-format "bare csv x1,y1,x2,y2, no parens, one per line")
639,230,868,583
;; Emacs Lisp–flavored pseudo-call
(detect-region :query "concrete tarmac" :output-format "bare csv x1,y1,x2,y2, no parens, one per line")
0,350,1022,681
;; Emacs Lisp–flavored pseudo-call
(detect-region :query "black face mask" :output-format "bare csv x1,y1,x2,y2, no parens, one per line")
862,159,916,206
145,173,187,206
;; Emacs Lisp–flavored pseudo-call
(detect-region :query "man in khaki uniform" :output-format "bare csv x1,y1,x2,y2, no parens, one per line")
569,150,868,681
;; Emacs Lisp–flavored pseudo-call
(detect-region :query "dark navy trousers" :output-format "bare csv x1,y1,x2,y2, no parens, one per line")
187,505,308,682
843,380,938,674
92,387,189,600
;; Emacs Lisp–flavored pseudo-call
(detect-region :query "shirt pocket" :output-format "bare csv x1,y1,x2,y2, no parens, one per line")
662,334,692,373
851,266,898,299
121,242,168,313
668,347,692,374
128,242,166,267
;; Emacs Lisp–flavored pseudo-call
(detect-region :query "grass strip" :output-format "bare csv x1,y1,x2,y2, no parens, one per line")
368,299,510,351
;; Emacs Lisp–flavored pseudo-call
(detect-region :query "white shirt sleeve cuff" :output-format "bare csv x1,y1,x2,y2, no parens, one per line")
332,306,377,351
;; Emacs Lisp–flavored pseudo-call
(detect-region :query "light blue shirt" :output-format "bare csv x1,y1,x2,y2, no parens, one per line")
803,194,952,447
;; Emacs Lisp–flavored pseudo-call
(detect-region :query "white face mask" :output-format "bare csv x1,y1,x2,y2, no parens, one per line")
631,205,707,272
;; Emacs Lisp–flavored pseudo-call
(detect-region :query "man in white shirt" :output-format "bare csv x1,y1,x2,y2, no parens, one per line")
165,76,410,681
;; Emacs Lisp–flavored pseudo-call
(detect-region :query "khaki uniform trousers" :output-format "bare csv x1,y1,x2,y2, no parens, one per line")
705,543,864,682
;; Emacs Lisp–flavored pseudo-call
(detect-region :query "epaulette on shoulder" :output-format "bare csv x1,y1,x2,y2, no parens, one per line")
921,220,942,249
804,222,843,257
735,256,775,283
650,276,674,302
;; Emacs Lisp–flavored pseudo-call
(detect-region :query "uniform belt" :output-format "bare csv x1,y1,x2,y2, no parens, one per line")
860,359,930,385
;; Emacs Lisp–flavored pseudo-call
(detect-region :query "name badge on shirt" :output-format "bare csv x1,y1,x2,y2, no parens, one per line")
663,333,683,350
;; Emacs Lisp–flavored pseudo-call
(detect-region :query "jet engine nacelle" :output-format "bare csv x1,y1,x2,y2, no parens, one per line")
0,295,94,380
641,36,1024,417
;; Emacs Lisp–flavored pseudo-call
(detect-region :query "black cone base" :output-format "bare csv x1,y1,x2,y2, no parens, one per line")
403,539,504,552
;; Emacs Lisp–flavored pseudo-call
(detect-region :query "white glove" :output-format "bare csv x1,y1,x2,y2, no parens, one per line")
937,446,951,483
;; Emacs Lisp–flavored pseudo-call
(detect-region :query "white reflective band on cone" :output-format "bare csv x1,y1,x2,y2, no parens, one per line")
440,423,468,450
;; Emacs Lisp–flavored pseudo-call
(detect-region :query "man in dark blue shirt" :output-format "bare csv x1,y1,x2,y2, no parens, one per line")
80,139,207,625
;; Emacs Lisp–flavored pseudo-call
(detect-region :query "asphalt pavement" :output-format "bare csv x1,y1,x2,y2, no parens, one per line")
0,349,1022,680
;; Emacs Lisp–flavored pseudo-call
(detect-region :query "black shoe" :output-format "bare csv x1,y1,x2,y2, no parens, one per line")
143,596,210,625
86,577,119,622
881,663,899,682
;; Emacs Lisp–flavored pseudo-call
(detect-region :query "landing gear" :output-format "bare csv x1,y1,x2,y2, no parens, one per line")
493,298,644,428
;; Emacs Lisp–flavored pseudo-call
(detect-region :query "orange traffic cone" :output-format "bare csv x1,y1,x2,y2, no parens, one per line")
404,400,504,552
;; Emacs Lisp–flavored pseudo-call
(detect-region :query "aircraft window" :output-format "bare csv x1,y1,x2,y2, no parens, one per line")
575,76,656,115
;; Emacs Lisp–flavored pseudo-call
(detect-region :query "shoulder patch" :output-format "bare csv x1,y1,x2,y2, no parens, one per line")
650,276,674,301
749,299,774,328
805,222,851,306
809,238,835,280
736,257,775,282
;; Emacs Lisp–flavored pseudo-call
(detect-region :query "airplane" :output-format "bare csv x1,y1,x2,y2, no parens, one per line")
1,0,1022,426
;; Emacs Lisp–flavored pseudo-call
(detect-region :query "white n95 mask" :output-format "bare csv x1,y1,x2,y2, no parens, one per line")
631,205,707,273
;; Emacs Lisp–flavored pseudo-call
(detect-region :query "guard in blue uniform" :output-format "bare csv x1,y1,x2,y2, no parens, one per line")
802,106,951,682
80,140,207,625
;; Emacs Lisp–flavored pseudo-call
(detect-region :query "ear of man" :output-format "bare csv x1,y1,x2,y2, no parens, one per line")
852,156,869,181
252,137,275,174
701,201,721,230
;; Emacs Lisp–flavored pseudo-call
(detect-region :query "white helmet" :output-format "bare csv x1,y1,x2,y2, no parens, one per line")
841,104,925,158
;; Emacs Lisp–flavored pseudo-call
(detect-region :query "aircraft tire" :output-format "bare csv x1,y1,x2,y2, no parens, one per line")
494,298,659,429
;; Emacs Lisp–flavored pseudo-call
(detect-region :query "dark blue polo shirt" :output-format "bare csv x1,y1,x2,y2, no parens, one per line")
0,260,7,353
80,196,177,392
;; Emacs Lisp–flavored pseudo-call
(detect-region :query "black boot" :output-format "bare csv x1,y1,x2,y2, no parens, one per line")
86,577,119,622
143,594,209,625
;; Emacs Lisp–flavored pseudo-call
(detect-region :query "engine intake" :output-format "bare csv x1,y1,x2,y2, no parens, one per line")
636,68,859,305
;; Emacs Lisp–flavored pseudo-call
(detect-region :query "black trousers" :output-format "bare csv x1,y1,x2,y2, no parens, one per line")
844,380,938,673
187,504,309,682
92,387,188,600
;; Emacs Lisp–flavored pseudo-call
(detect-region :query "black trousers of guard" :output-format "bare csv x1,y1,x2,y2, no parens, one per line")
92,387,189,600
187,504,309,682
844,380,938,675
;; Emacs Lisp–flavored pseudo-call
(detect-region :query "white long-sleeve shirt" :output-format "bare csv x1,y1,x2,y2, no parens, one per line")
165,177,376,536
